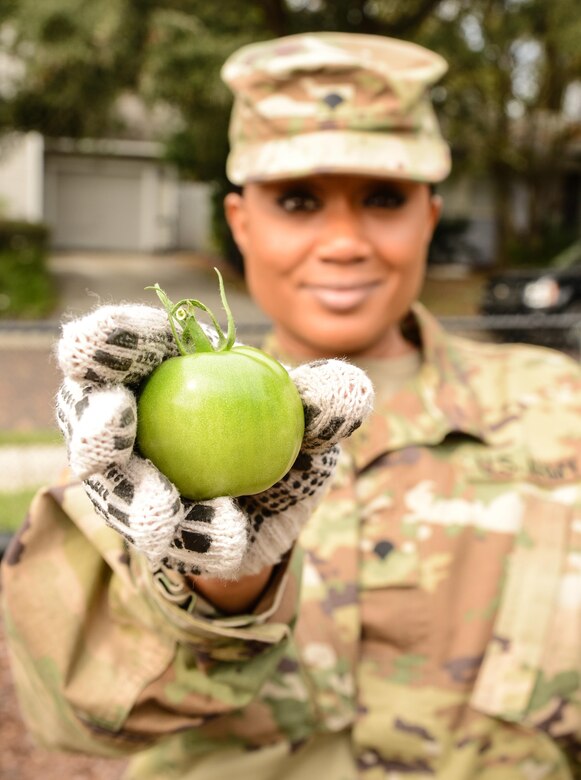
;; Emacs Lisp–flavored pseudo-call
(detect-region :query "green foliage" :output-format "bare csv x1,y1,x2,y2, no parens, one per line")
1,0,579,264
2,0,156,137
0,220,57,318
134,0,453,253
0,0,456,256
0,219,49,250
419,0,581,265
506,227,580,268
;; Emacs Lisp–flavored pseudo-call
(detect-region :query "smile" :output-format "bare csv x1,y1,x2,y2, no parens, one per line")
303,282,380,312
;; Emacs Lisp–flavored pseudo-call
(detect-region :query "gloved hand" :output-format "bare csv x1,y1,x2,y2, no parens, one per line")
55,303,373,580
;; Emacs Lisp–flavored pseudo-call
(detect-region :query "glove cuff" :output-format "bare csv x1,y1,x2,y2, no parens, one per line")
237,446,339,577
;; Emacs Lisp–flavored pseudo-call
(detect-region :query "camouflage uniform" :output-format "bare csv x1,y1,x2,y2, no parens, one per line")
3,304,581,779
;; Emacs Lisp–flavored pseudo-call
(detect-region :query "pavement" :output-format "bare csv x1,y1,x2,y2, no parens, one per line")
0,250,270,491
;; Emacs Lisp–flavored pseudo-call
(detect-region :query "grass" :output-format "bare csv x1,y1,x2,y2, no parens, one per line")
0,228,57,319
0,488,37,532
420,270,487,317
0,428,62,446
0,431,63,532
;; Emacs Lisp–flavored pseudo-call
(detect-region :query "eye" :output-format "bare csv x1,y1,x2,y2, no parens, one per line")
364,186,406,210
276,189,321,213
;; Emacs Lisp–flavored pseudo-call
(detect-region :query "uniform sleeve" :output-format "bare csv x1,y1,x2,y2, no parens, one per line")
0,482,300,757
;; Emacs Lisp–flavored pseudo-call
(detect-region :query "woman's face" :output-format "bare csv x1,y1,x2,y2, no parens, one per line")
225,174,442,360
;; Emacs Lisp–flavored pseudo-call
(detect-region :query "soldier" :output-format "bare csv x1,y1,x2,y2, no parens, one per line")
2,31,581,780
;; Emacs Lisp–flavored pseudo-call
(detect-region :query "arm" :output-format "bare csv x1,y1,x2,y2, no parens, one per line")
2,302,372,756
1,484,299,756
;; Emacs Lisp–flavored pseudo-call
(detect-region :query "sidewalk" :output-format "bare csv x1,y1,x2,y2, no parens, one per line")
47,250,269,324
0,250,270,490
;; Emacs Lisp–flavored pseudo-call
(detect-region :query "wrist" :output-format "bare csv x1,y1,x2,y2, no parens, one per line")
188,565,274,615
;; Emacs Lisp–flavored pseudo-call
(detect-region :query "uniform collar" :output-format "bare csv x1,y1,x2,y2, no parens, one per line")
263,303,489,471
348,303,489,469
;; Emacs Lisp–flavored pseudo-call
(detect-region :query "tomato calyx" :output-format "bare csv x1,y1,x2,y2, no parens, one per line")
147,268,236,356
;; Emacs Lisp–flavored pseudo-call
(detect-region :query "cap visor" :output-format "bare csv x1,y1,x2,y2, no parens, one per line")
227,130,451,185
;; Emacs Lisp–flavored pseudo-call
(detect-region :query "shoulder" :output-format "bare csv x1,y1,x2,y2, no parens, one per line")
414,304,581,396
447,332,581,394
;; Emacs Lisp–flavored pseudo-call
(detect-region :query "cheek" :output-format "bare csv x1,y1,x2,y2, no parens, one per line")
371,216,432,296
243,218,312,285
245,267,274,313
369,221,430,318
377,217,431,265
246,218,309,270
242,230,300,316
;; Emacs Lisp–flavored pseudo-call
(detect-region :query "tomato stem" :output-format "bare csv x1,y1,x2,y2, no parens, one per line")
216,267,237,350
147,269,237,356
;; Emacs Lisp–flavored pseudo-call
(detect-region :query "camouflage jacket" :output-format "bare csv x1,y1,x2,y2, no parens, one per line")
2,304,581,779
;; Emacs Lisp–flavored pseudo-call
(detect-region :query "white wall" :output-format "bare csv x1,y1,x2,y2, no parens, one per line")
0,132,44,221
177,181,213,251
0,132,213,250
44,152,184,252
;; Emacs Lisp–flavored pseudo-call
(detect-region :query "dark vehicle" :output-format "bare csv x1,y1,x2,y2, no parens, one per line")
479,241,581,350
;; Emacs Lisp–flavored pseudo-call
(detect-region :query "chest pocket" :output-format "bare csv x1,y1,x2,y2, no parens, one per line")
471,492,581,739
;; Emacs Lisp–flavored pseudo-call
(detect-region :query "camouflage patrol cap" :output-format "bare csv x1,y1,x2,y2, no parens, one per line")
221,32,451,185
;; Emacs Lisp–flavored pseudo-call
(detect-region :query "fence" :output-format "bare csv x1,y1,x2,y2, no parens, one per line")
438,313,581,358
237,313,581,359
1,313,581,356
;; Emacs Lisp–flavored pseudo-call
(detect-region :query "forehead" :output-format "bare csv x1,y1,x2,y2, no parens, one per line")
244,173,430,195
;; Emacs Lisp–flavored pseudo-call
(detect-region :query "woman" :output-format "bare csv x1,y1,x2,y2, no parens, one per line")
3,32,581,779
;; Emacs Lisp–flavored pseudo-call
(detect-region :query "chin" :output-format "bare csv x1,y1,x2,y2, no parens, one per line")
306,328,381,359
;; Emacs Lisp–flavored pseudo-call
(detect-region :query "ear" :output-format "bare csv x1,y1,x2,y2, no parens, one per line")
224,192,249,255
427,194,443,241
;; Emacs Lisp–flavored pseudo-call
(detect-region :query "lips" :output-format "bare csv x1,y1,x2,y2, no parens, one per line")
303,282,380,312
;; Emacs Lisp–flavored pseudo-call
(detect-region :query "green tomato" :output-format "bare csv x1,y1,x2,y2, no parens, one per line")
136,346,305,500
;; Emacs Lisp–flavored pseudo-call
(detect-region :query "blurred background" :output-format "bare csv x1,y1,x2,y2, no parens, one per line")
1,0,581,566
0,3,580,775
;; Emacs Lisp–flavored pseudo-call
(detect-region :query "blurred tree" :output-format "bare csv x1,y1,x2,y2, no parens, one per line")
134,0,454,261
1,0,579,265
0,0,150,136
0,0,451,260
420,0,581,265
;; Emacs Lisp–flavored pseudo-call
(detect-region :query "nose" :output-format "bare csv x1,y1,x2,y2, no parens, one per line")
315,201,371,264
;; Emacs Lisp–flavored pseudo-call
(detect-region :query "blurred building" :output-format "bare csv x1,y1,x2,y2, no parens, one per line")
1,127,579,263
0,131,213,253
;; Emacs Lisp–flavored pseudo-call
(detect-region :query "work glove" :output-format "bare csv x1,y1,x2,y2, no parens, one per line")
55,303,373,580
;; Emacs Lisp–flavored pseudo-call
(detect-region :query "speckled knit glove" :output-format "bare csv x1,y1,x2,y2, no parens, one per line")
56,302,373,580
